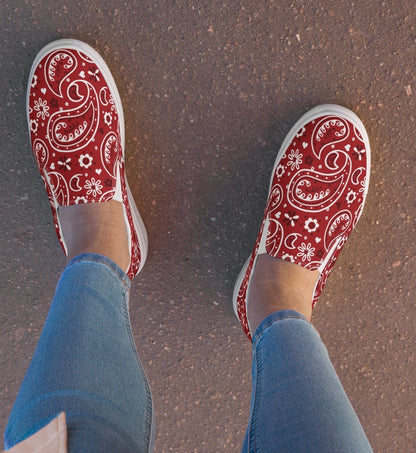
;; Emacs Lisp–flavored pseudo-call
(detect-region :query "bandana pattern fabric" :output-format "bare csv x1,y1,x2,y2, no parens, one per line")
235,111,370,339
27,45,142,279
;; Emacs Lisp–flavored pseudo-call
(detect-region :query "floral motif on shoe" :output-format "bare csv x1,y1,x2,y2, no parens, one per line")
234,106,370,339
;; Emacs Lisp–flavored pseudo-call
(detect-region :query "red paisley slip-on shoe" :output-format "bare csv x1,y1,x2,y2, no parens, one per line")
233,105,371,340
27,39,147,279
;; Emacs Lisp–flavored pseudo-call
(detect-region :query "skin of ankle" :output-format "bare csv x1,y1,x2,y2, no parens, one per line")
247,254,319,334
59,200,130,270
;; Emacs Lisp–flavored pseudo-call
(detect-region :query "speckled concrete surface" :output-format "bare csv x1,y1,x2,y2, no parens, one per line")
1,1,415,451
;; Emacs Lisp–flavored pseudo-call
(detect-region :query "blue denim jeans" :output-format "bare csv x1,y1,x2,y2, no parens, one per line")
5,254,154,452
241,310,373,452
5,254,372,452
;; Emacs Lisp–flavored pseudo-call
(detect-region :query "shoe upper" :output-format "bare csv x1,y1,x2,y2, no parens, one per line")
235,107,370,339
27,41,146,279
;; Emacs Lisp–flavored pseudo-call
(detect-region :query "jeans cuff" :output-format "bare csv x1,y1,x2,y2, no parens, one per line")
67,253,131,290
251,310,311,344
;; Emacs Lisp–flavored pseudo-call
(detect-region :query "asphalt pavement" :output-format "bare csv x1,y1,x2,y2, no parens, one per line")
1,1,415,451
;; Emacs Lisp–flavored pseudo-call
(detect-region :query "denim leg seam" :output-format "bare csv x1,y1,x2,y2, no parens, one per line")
249,343,264,453
121,294,154,451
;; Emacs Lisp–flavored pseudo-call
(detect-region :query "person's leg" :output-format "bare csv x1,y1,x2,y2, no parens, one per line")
241,309,373,453
5,253,154,452
233,105,373,451
6,39,153,451
240,257,372,452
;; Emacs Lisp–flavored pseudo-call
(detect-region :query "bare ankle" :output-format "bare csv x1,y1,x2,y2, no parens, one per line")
247,254,318,334
59,200,130,270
